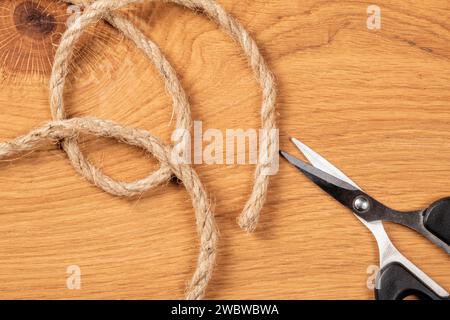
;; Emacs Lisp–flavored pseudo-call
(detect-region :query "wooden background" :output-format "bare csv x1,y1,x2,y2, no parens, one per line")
0,0,448,299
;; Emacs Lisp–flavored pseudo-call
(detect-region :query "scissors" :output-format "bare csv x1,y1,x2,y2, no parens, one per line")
280,137,450,300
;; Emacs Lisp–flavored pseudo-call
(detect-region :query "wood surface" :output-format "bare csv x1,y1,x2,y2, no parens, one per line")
0,0,448,299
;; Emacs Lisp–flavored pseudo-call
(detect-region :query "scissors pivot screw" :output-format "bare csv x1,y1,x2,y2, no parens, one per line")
353,196,370,213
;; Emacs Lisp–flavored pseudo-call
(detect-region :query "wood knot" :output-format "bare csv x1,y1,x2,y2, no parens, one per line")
0,0,121,82
14,1,56,40
0,0,69,80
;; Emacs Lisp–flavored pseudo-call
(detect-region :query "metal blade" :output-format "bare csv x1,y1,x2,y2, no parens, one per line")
291,137,361,191
280,151,358,192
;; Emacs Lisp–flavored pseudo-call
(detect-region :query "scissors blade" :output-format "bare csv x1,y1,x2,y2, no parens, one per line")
290,137,361,190
280,151,358,192
280,150,364,214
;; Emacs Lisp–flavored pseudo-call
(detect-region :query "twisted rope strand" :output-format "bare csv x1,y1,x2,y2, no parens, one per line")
41,0,277,299
57,0,277,233
54,1,192,196
0,117,218,300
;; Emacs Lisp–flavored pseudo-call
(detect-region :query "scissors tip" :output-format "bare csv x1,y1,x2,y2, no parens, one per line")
279,150,297,164
279,150,291,160
279,150,309,171
290,136,307,151
289,136,299,145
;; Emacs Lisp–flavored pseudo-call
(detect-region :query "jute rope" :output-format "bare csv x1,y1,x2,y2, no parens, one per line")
0,0,277,299
0,117,217,300
56,0,278,233
56,1,213,299
55,0,192,195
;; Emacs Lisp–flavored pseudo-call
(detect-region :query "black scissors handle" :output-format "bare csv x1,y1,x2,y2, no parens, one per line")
423,198,450,246
375,262,450,300
378,197,450,254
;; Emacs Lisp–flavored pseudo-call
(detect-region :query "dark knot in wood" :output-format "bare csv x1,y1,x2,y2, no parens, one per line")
14,1,56,40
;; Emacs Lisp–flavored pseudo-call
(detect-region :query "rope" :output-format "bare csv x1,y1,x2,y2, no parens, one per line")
0,117,218,300
0,0,277,299
56,0,277,233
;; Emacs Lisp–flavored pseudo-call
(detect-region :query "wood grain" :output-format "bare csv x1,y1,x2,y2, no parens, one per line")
0,0,448,299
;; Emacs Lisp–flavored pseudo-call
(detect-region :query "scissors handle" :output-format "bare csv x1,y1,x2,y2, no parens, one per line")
423,198,450,246
379,197,450,254
375,262,450,300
